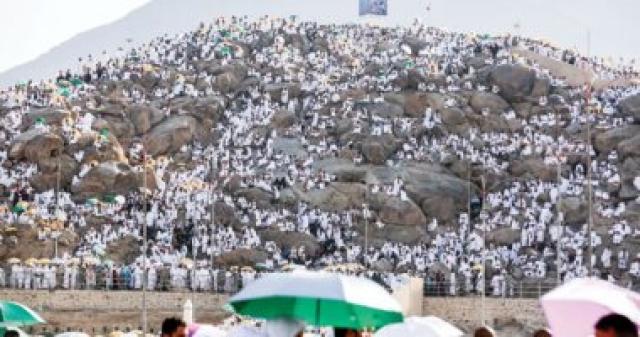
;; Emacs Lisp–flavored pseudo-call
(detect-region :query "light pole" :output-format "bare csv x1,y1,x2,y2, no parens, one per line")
363,203,370,257
480,175,487,327
142,150,148,334
210,153,218,268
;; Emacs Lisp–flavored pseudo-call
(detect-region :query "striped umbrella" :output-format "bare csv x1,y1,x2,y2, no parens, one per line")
228,271,403,330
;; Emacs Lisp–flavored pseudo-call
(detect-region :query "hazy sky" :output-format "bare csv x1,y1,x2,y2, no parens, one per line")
0,0,638,80
0,0,149,73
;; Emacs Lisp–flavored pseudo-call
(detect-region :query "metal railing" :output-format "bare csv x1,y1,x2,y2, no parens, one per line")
0,273,564,298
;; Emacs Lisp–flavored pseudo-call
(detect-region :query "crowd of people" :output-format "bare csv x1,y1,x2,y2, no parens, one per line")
0,16,639,299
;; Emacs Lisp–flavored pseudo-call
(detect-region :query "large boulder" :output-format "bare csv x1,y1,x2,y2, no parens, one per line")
21,108,73,131
234,187,273,209
79,134,128,165
619,157,640,200
360,135,399,165
378,197,426,226
263,82,302,102
270,110,297,130
259,230,321,257
272,137,308,160
126,104,165,135
71,161,155,199
10,132,64,171
510,158,556,181
143,115,197,156
486,228,521,245
29,154,79,192
400,92,447,117
618,134,640,160
356,101,404,119
619,94,640,123
292,183,367,212
469,92,510,114
595,125,640,154
215,249,267,267
212,63,248,93
8,129,49,160
371,163,475,224
559,197,588,225
488,65,546,102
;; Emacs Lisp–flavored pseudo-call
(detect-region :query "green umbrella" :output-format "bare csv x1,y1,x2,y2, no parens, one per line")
11,204,25,214
0,301,45,328
70,77,83,87
103,194,116,204
58,87,70,97
100,128,110,136
35,117,46,126
229,271,403,330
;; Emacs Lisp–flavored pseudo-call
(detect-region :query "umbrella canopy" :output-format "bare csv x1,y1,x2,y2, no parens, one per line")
189,324,227,337
375,316,463,337
55,332,91,337
0,301,46,327
229,271,403,330
541,278,640,337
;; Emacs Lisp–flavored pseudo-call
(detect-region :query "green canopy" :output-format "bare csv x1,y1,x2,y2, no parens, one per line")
220,46,232,57
103,194,116,204
70,77,83,87
35,117,46,125
0,301,45,334
11,205,25,214
58,87,70,97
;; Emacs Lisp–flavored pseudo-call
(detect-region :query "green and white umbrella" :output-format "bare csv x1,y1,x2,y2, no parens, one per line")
0,301,45,331
228,271,403,330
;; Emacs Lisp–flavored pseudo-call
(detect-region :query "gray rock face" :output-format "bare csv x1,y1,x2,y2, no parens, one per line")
595,125,640,154
360,135,399,165
620,94,640,123
488,65,546,102
215,249,267,267
259,229,321,257
487,228,521,245
126,104,165,135
559,197,588,225
143,115,197,156
10,132,64,171
270,110,298,130
71,161,155,199
21,108,73,131
619,157,640,200
469,92,510,114
618,134,640,160
263,82,302,102
510,158,557,182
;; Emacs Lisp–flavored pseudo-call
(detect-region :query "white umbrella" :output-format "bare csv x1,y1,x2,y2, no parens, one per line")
375,316,463,337
191,325,227,337
227,326,265,337
55,332,90,337
541,278,640,337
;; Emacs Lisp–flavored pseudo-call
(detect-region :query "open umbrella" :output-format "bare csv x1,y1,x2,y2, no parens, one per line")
0,301,46,328
375,316,463,337
541,278,640,337
229,271,403,330
55,332,90,337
